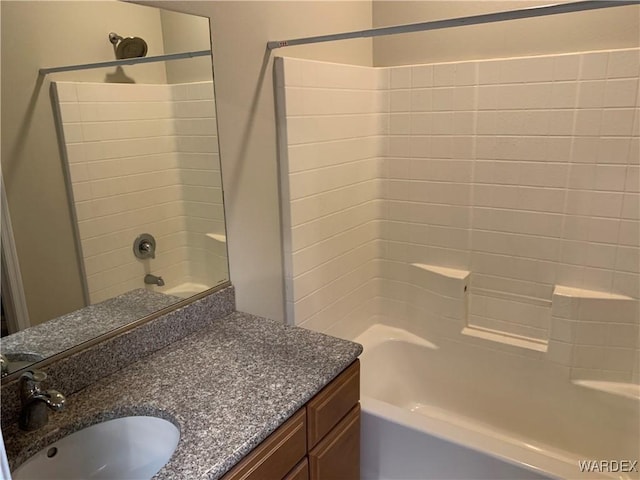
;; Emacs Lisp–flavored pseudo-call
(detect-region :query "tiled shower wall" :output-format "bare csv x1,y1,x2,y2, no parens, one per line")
382,49,639,343
276,49,639,376
275,59,385,333
173,83,227,287
54,81,223,303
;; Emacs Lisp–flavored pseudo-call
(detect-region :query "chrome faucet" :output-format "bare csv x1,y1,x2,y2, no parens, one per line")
139,240,154,257
144,274,165,286
133,233,157,259
19,370,65,431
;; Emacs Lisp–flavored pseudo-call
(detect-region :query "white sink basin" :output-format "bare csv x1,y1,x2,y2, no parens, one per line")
13,416,180,480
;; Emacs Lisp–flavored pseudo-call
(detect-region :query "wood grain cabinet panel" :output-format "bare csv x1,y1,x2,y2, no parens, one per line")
223,360,360,480
306,360,360,449
309,405,360,480
222,409,306,480
284,459,309,480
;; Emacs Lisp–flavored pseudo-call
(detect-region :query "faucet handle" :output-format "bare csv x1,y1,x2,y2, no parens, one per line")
18,370,65,431
42,390,66,411
20,370,48,400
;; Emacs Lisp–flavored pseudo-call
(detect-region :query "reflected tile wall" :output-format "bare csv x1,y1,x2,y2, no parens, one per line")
53,81,224,303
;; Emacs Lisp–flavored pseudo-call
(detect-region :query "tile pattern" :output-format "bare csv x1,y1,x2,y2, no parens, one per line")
384,49,639,341
275,59,385,333
277,49,639,372
549,286,640,382
53,81,225,303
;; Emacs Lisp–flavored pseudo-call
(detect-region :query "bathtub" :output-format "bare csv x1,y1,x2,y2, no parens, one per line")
162,282,211,299
353,324,640,480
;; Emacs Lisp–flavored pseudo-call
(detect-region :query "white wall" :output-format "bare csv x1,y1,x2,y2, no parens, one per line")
275,58,385,332
173,82,228,287
276,47,639,382
381,49,639,350
137,1,374,321
372,1,640,66
54,80,225,302
160,9,213,84
133,1,639,326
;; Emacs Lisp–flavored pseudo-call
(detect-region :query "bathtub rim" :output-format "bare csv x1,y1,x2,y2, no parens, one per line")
355,324,629,480
162,282,212,299
363,396,597,479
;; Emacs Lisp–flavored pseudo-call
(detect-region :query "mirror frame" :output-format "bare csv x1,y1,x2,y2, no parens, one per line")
1,281,231,385
1,4,230,384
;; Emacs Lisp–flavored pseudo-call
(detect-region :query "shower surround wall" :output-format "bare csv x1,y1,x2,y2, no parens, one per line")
53,81,225,303
275,61,386,333
276,48,640,384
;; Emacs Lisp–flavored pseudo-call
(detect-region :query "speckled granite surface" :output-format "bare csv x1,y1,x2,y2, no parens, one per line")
1,289,180,358
4,312,362,479
1,286,235,429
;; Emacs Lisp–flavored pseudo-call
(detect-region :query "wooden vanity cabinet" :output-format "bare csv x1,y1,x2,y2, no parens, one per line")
284,459,310,480
222,360,360,480
308,405,360,480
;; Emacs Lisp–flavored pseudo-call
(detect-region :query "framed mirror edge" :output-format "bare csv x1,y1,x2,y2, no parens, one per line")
1,1,230,383
0,280,232,385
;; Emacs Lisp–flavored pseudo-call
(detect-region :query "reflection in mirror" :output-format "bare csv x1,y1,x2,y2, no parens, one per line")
0,1,228,378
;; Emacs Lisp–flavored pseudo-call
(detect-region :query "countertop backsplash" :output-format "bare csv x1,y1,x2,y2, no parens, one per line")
1,285,235,429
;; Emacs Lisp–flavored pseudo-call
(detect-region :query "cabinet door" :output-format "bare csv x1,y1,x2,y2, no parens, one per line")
222,409,306,480
307,360,359,449
284,459,309,480
309,405,360,480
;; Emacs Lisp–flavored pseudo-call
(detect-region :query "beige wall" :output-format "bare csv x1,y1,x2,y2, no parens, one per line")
160,9,213,84
135,1,640,325
2,0,372,327
1,0,169,326
373,1,640,66
138,1,374,321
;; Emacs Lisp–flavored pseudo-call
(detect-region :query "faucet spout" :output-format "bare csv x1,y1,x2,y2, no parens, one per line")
19,370,65,431
144,274,165,286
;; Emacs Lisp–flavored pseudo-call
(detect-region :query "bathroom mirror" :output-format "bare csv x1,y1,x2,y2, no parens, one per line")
0,1,228,379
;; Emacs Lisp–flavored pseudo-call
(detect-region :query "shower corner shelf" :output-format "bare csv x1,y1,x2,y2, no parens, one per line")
206,233,227,244
411,263,470,281
461,326,549,353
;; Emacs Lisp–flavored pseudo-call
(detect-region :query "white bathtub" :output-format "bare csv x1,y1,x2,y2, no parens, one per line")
162,282,211,299
354,324,640,480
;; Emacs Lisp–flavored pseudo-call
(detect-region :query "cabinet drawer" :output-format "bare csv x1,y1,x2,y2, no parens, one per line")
284,458,309,480
309,404,360,480
222,409,307,480
306,360,359,448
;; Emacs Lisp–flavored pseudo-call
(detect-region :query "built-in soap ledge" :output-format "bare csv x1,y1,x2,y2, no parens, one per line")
552,285,637,324
461,325,548,353
206,233,227,244
553,285,633,300
549,285,639,384
572,380,640,401
410,263,469,299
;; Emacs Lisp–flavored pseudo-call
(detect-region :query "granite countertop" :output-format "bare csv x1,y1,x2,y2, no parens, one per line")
4,311,362,479
1,289,181,359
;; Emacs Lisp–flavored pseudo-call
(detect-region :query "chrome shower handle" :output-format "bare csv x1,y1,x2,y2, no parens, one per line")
133,233,156,259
